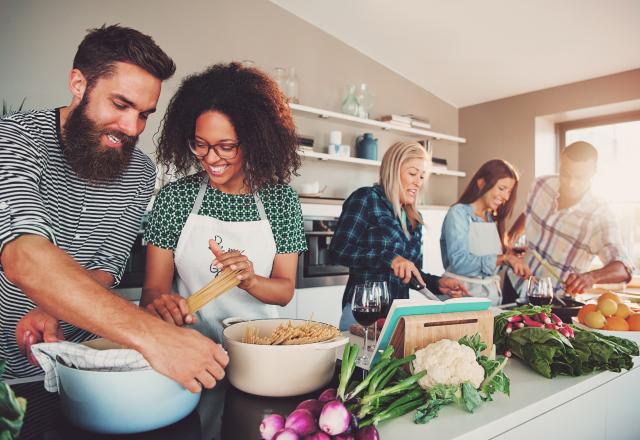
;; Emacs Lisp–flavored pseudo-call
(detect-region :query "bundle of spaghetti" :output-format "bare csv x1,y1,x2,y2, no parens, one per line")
241,320,341,345
187,268,243,313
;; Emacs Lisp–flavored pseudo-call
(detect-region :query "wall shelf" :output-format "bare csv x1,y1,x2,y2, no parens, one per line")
297,149,466,177
290,103,466,144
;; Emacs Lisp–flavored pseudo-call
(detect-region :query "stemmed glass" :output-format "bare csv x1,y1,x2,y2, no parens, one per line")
368,281,390,352
351,284,381,364
512,235,528,256
526,277,553,306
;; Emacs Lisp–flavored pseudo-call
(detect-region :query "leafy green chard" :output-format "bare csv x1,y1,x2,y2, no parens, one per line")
413,334,510,424
494,307,639,378
0,360,27,440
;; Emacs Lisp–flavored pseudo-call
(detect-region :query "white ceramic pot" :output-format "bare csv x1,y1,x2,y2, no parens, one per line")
222,319,348,397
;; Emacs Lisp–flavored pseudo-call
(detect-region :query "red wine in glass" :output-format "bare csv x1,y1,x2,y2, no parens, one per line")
512,246,527,256
527,295,553,306
353,306,381,327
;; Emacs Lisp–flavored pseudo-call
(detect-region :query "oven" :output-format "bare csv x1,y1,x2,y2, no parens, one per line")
296,216,349,288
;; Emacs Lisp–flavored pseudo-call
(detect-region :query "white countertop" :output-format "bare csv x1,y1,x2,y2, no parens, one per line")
376,355,639,439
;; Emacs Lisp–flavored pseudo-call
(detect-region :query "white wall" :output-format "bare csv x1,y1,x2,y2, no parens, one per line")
0,0,462,205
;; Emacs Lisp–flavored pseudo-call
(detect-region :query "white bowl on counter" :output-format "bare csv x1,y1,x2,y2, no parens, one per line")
222,318,348,397
57,339,200,434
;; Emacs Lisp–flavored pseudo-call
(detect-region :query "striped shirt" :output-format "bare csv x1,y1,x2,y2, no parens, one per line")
0,109,155,379
509,175,634,294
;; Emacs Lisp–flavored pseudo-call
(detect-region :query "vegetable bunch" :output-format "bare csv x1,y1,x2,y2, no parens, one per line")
413,334,510,424
495,305,639,378
259,343,428,439
1,359,27,440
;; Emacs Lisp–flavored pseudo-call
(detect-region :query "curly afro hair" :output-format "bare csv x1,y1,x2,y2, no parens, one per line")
156,62,300,190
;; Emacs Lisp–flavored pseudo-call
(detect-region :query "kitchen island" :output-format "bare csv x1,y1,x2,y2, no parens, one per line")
11,354,638,440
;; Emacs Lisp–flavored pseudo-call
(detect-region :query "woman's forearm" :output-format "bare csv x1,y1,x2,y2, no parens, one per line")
244,275,294,306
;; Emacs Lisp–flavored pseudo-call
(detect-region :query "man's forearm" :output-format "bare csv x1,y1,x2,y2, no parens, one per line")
587,261,632,284
2,235,161,351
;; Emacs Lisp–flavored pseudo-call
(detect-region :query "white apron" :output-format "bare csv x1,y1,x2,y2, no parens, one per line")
174,176,278,343
444,220,503,305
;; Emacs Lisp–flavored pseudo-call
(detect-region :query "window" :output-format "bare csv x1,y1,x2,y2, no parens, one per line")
558,111,640,273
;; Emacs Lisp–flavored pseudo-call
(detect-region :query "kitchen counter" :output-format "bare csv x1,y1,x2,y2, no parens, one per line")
11,356,639,440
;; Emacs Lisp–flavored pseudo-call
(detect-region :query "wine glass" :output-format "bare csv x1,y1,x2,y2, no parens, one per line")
368,281,390,352
512,234,527,256
351,284,381,364
526,277,553,306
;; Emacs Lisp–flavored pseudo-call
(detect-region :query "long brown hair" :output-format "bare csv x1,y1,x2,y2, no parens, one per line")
456,159,519,248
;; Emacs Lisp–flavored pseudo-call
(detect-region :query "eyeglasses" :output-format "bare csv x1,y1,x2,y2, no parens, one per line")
188,139,240,159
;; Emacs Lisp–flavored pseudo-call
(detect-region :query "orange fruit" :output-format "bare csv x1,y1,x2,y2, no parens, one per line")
597,298,618,317
584,311,606,329
597,291,622,304
604,316,629,331
627,313,640,331
577,304,598,324
614,303,632,319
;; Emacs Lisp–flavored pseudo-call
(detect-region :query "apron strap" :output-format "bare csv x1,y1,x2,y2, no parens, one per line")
253,191,268,222
190,176,210,216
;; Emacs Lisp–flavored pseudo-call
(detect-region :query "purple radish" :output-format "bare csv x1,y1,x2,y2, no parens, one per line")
285,409,316,436
296,399,324,418
273,429,300,440
260,413,286,440
355,425,381,440
334,434,355,440
303,432,331,440
318,400,351,435
318,388,337,402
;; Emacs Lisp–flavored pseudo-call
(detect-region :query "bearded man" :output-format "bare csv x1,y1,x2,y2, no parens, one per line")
0,25,228,393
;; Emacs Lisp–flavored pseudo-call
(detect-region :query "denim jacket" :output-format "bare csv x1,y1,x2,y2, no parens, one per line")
440,203,499,278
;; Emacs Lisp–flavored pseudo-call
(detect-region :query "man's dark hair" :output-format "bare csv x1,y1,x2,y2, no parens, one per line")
156,62,300,191
73,24,176,89
562,141,598,163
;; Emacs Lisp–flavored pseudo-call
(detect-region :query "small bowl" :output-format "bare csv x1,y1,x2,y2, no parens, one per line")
57,340,200,434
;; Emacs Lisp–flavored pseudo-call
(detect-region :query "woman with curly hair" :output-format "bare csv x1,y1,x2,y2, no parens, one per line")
141,63,306,343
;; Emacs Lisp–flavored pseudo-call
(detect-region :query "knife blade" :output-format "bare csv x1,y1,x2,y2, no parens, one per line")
409,272,443,302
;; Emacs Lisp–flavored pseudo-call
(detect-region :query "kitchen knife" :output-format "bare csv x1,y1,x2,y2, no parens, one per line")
409,271,443,302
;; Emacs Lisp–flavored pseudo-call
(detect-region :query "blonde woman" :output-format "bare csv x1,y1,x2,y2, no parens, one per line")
330,141,467,330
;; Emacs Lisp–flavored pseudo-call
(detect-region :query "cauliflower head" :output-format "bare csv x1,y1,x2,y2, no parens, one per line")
412,339,484,389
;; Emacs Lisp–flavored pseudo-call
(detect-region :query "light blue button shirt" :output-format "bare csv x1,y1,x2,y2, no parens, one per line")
440,203,499,277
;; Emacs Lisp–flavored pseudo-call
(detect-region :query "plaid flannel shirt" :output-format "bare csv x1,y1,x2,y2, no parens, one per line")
331,185,437,307
509,175,634,294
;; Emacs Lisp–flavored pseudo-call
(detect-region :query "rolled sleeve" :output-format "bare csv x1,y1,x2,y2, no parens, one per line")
0,121,56,255
592,207,636,276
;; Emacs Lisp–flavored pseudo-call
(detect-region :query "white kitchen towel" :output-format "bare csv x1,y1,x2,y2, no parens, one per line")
31,341,150,392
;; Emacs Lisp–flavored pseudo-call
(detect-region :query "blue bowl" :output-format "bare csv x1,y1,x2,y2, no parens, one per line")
57,362,200,434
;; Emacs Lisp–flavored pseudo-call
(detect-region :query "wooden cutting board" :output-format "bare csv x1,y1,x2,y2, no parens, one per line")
389,310,494,359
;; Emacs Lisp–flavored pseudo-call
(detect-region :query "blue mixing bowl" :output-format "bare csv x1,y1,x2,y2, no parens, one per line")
57,362,201,434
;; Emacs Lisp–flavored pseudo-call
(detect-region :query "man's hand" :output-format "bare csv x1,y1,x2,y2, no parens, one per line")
438,277,470,298
144,293,195,326
390,255,424,285
15,307,64,365
564,272,595,294
504,254,532,278
139,325,230,393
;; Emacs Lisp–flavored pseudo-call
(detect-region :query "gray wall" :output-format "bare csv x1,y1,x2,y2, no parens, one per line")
0,0,462,205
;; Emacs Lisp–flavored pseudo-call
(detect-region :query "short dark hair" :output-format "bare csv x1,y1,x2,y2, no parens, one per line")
562,141,598,163
156,62,300,190
73,24,176,89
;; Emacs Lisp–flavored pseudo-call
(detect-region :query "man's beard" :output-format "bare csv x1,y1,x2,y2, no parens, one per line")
62,97,138,183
